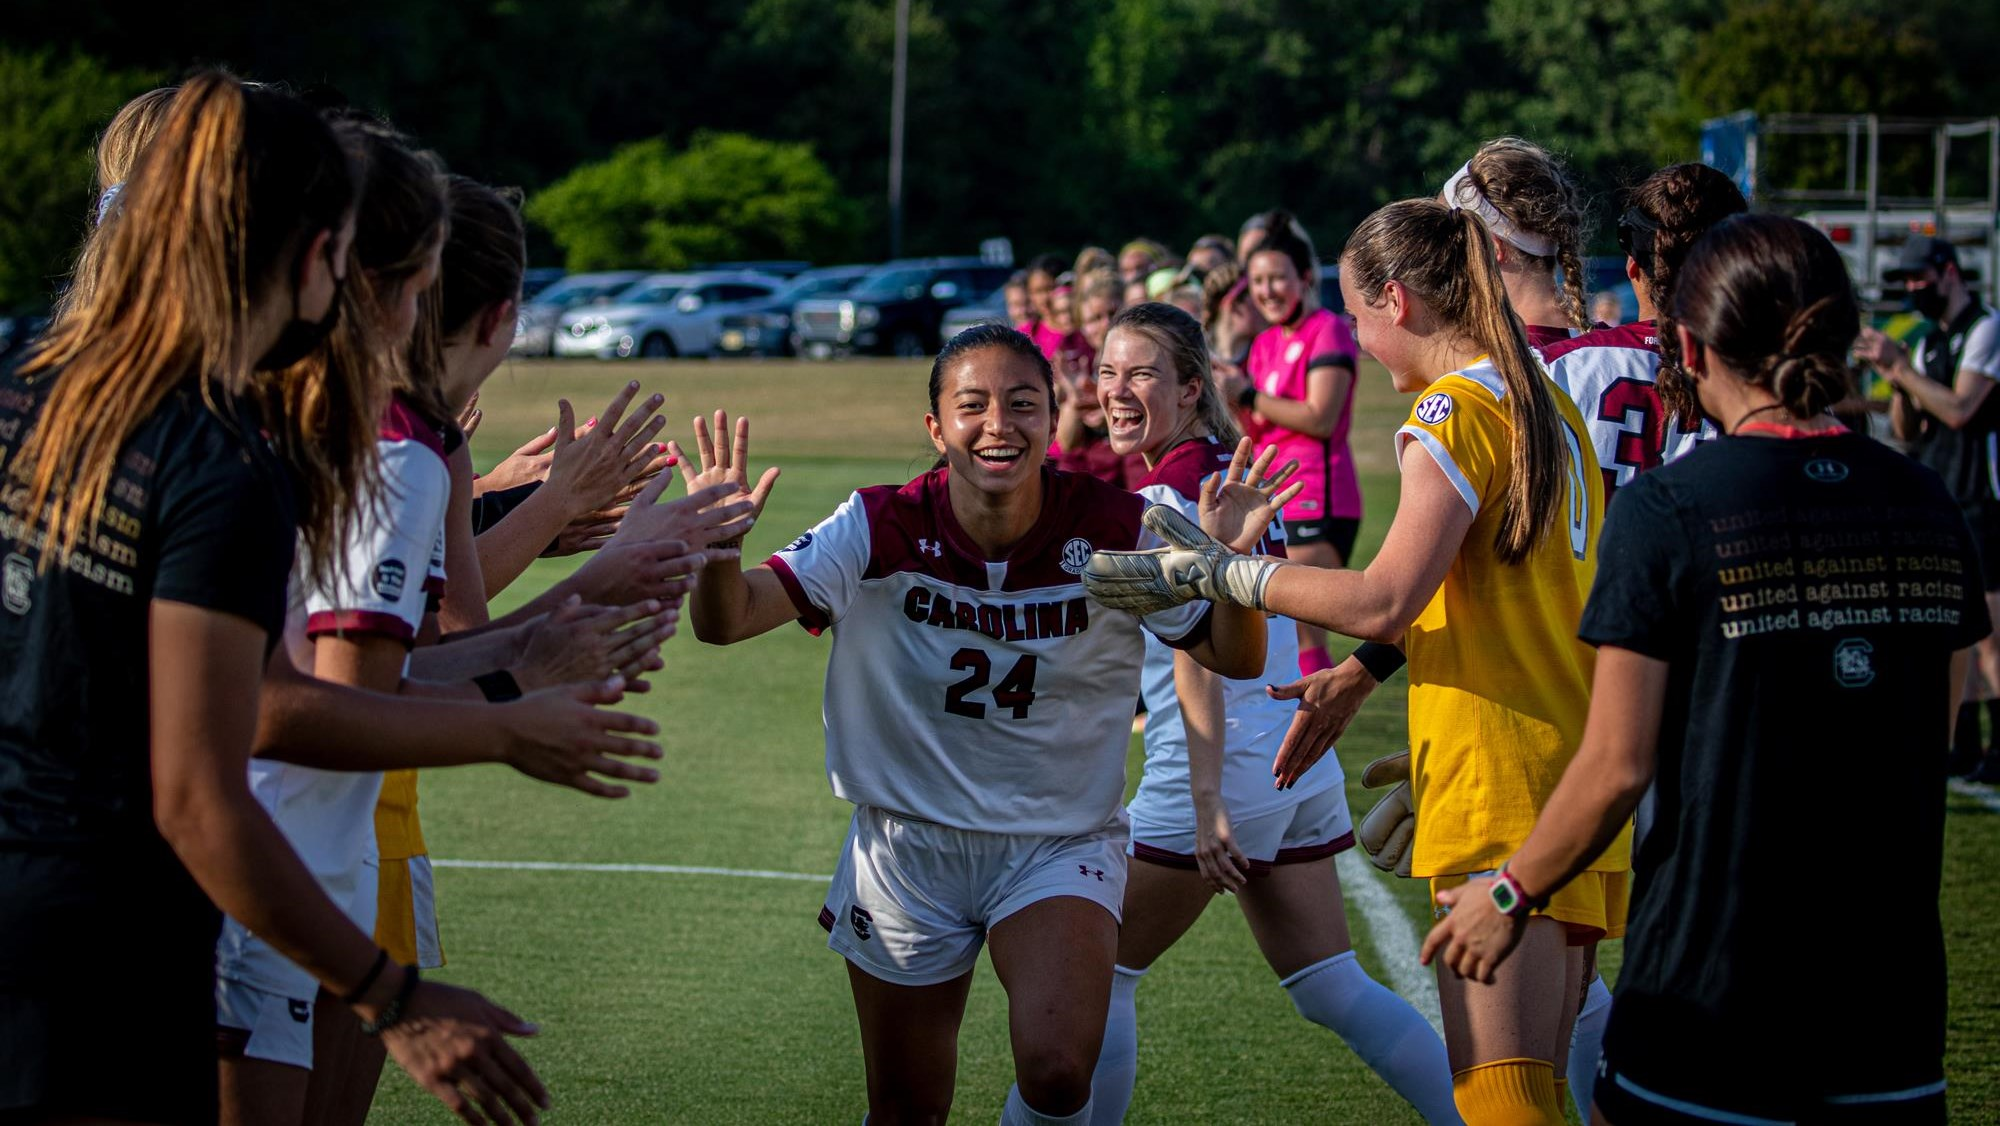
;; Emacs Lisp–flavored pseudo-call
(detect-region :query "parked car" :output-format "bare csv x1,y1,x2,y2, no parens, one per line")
714,265,877,357
553,270,785,359
697,260,813,280
792,258,1012,358
520,267,567,302
512,270,646,356
938,286,1011,342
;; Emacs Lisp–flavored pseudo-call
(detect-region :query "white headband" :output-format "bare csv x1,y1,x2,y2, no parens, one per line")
95,183,124,225
1440,162,1558,258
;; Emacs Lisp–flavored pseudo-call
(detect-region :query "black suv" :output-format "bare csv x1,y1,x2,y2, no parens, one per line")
792,257,1012,358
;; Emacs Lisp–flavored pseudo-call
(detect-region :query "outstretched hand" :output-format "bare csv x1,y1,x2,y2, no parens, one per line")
1421,878,1528,983
496,676,665,799
666,410,782,531
1200,437,1301,554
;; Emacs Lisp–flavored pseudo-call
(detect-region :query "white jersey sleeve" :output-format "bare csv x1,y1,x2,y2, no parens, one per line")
303,437,450,643
768,491,874,632
1962,311,2000,379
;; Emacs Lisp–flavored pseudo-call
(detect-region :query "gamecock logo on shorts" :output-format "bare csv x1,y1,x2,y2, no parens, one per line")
849,905,874,942
1060,537,1093,575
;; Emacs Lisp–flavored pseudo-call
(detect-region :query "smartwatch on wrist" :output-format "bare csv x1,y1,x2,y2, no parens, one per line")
1236,384,1259,409
1488,865,1541,919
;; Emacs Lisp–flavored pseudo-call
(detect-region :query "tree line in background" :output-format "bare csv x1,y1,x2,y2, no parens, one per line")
1,0,1994,307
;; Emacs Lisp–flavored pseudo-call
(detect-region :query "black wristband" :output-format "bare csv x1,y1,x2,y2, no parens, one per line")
474,669,523,702
360,966,420,1036
1350,641,1407,683
340,948,391,1005
1236,383,1259,409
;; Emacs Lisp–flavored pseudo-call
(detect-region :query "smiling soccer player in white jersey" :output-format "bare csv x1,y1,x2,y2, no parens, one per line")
1082,303,1460,1125
673,324,1278,1126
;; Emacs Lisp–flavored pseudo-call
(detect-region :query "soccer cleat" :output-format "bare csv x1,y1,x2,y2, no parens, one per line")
1357,751,1415,877
1080,505,1280,615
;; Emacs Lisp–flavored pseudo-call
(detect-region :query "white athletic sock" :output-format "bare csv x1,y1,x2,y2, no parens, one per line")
1001,1083,1092,1125
1087,965,1146,1125
1281,951,1462,1125
1567,974,1613,1119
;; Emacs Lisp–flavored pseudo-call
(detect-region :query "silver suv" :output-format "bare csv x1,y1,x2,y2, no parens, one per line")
511,271,646,356
553,271,785,359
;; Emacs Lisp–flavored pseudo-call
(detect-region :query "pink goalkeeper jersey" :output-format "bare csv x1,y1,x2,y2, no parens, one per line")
1244,308,1361,521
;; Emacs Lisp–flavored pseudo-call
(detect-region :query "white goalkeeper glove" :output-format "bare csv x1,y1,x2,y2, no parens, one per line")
1356,750,1414,878
1081,504,1281,616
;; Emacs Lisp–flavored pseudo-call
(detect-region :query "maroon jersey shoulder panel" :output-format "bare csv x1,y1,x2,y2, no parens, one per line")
1138,437,1230,498
1540,321,1660,363
1525,323,1576,351
855,472,991,589
997,469,1145,592
379,394,447,459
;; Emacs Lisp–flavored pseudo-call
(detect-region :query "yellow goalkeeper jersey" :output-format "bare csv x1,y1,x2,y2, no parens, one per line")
1395,359,1629,878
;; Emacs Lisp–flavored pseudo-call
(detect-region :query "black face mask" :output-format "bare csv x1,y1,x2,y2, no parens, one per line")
257,243,345,371
1908,284,1948,322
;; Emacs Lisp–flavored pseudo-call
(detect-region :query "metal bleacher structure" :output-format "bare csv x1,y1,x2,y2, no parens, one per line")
1702,111,2000,306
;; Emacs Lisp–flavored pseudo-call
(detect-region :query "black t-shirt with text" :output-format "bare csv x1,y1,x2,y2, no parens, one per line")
1580,431,1986,1109
0,367,297,976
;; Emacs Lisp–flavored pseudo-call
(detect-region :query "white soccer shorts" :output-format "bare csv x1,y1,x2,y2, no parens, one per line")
1128,783,1355,874
819,805,1129,986
214,976,316,1070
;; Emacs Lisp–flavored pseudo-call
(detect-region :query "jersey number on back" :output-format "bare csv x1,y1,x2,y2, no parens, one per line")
1596,377,1665,494
943,648,1039,719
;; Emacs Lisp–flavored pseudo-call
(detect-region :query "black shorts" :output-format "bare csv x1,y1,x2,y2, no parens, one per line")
1595,991,1946,1126
1281,517,1359,561
1961,503,2000,593
0,848,221,1126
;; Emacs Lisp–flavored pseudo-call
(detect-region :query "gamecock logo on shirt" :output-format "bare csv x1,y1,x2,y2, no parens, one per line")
1060,537,1093,575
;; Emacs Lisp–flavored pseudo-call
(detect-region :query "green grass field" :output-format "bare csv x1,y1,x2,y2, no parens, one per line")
368,357,2000,1124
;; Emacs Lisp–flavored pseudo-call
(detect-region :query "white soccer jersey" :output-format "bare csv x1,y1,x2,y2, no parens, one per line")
1124,438,1341,829
218,397,449,996
1543,321,1712,501
769,466,1210,836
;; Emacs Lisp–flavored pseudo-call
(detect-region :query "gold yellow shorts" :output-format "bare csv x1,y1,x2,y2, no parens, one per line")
374,854,444,969
1431,869,1629,945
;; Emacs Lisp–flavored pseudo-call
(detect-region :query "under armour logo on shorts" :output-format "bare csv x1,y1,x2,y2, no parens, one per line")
1078,864,1105,881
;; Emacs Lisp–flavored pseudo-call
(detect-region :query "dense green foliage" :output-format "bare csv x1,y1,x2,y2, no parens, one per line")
1,0,1994,305
524,133,858,271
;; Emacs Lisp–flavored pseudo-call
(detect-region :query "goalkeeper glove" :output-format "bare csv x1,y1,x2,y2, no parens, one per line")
1081,504,1281,616
1356,750,1415,878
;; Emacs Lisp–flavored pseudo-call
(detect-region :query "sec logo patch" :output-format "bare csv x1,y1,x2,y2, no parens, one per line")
1415,392,1453,425
1060,537,1094,574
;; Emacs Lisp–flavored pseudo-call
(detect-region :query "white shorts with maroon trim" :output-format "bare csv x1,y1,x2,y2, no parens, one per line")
1129,783,1354,874
819,805,1127,987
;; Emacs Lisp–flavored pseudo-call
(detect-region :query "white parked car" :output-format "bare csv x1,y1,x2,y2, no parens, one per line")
553,271,786,359
511,270,646,356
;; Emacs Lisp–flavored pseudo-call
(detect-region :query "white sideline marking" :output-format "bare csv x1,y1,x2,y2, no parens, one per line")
1337,850,1444,1034
1949,779,2000,816
433,858,832,883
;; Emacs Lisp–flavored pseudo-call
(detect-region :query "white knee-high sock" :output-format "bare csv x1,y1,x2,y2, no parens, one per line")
1281,951,1462,1125
1567,974,1613,1119
1087,965,1146,1126
1001,1084,1092,1125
